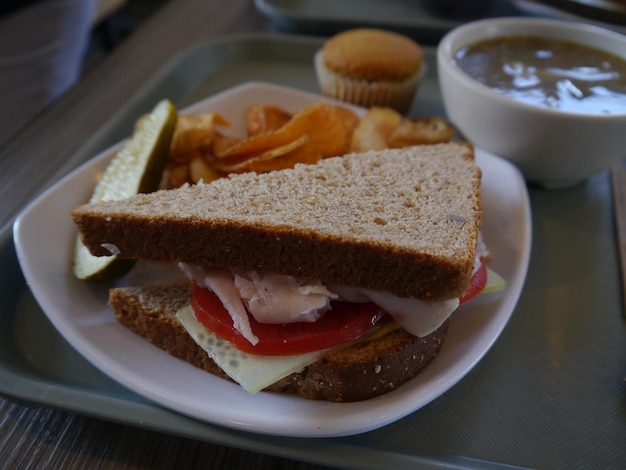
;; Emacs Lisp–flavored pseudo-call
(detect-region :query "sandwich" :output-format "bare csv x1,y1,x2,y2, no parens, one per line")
71,142,496,402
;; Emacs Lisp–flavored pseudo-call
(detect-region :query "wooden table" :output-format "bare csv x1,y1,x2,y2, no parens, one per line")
0,1,335,468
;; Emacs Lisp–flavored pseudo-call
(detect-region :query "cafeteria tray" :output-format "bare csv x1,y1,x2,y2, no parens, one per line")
513,0,626,33
516,0,626,25
254,0,523,44
2,33,625,469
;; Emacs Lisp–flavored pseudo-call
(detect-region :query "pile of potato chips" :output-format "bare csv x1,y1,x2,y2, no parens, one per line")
161,102,455,189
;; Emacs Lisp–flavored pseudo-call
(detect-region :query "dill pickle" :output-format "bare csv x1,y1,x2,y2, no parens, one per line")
73,99,177,281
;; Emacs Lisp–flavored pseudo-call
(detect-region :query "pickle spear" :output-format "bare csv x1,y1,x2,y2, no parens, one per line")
73,99,177,281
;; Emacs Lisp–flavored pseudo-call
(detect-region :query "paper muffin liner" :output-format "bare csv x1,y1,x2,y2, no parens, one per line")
314,50,425,114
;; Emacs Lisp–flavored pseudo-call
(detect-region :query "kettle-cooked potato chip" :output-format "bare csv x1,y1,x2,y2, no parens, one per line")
246,104,292,136
211,135,309,173
215,103,359,173
350,107,403,152
161,100,454,189
387,117,455,147
170,113,230,161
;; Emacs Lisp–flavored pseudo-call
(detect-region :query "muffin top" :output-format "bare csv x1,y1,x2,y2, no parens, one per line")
322,28,423,81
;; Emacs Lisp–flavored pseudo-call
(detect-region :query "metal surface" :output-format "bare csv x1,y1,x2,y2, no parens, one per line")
2,34,625,469
254,0,522,44
533,0,626,24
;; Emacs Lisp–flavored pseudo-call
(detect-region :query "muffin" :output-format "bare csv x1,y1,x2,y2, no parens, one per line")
315,28,425,114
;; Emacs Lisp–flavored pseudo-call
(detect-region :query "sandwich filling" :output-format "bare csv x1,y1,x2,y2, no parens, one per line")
182,264,460,346
180,233,490,347
172,237,499,394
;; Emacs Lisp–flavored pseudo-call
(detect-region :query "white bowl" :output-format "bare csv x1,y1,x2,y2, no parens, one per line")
437,17,626,188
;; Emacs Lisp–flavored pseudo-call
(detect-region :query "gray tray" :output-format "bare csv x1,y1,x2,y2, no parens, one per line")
519,0,626,24
254,0,523,43
2,33,625,470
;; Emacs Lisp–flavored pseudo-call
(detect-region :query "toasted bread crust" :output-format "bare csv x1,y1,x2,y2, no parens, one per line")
75,144,482,301
270,323,448,401
109,280,448,402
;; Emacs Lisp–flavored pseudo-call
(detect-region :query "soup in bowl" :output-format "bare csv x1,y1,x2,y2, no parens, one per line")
438,17,626,188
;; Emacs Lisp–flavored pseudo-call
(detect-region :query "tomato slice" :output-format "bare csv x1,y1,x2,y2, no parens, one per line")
191,259,487,356
191,284,387,356
459,257,487,306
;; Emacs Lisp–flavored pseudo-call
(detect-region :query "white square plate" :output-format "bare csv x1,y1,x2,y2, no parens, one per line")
13,82,531,437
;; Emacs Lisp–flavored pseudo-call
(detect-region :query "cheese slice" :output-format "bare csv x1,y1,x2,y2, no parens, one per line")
176,305,330,394
484,267,507,294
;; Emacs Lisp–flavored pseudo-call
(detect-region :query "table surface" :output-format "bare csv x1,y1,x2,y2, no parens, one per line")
1,1,625,469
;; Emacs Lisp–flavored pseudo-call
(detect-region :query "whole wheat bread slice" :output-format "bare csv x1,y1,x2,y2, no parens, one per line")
74,143,481,301
109,279,448,402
